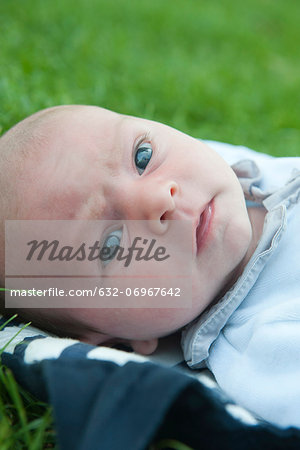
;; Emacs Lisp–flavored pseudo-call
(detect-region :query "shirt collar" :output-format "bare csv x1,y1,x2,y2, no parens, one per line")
181,159,300,368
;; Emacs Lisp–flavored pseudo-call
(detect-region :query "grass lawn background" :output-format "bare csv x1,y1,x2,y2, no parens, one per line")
0,0,299,448
1,0,299,156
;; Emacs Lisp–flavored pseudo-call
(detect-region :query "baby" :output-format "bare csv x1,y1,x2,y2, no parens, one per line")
1,105,300,427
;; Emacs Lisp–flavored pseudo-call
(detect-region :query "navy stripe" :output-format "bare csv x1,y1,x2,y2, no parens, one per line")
12,335,46,360
59,342,96,360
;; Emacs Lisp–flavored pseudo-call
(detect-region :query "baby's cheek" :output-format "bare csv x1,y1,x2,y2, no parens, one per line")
127,307,189,339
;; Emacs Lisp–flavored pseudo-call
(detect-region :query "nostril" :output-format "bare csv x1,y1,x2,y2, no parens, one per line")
160,212,167,222
170,186,176,196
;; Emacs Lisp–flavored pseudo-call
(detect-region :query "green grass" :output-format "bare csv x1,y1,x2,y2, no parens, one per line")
0,317,56,449
0,0,299,447
0,365,55,449
0,0,299,156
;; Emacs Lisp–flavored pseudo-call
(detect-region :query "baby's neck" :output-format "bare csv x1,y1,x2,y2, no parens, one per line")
212,205,267,306
246,205,267,262
232,205,267,284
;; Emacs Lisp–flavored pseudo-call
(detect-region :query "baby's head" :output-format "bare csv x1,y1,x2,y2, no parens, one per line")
0,105,252,353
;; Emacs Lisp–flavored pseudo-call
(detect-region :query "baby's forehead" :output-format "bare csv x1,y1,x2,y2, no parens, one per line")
19,106,118,159
45,107,124,154
17,105,119,146
14,106,167,220
28,107,166,159
17,108,122,219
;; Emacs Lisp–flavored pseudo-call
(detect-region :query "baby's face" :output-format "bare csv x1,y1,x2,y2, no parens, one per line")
18,106,252,349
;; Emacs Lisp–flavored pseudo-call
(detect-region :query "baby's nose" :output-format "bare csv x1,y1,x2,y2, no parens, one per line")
126,180,178,224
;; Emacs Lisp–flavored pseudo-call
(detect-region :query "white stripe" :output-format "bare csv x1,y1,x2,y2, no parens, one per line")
225,404,258,426
24,337,78,364
87,347,147,366
0,326,47,354
194,372,219,389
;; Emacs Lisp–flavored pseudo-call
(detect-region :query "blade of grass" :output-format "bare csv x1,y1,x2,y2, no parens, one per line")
0,313,18,331
0,396,14,448
28,409,54,450
2,367,32,448
151,439,194,450
0,320,32,356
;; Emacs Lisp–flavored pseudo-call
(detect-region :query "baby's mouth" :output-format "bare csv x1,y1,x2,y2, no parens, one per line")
196,200,213,254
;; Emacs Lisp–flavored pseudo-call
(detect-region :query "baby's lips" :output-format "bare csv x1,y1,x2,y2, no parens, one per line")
195,200,214,255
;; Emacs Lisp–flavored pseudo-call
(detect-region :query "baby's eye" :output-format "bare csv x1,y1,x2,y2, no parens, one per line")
101,228,122,266
134,142,153,175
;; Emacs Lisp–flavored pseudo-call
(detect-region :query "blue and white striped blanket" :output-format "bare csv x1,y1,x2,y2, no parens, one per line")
1,315,299,450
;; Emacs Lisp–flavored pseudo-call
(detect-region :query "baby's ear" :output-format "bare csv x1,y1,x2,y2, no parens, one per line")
129,338,158,355
80,331,158,355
